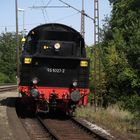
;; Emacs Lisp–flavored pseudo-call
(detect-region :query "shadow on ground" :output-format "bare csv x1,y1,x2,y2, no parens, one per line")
0,97,18,108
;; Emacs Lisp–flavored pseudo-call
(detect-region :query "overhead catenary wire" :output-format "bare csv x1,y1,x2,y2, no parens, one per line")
30,0,95,22
29,0,70,23
41,0,51,22
41,8,47,22
53,11,80,22
46,0,52,6
40,0,47,22
30,5,69,8
58,0,95,23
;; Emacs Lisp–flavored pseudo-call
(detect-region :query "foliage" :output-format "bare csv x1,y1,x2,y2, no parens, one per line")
0,72,10,83
86,45,107,106
93,0,140,116
120,95,140,118
0,32,18,83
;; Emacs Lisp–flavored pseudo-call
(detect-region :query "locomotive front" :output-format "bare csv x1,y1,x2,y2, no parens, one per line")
19,23,90,114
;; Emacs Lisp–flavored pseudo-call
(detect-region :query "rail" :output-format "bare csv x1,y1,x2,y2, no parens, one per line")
37,115,60,140
36,114,109,140
71,117,109,140
0,85,17,92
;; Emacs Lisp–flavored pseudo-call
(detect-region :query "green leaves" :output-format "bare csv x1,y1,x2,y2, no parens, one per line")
0,72,10,83
0,32,17,83
99,0,140,115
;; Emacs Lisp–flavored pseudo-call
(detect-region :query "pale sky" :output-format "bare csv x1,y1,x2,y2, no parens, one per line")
0,0,111,45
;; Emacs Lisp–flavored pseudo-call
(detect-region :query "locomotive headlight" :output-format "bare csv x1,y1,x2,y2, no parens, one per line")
54,43,61,50
30,89,39,98
73,81,78,87
32,78,38,84
70,91,80,102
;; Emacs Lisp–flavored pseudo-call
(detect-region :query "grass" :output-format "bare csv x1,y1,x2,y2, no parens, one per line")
76,104,140,140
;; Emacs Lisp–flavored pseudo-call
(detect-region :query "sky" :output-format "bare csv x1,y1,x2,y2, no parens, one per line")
0,0,111,45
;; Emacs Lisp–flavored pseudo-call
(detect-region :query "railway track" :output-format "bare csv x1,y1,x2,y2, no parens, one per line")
16,100,109,140
37,114,108,140
0,85,17,92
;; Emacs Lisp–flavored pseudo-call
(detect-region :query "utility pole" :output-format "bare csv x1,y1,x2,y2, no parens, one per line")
80,0,85,39
15,0,19,81
94,0,99,111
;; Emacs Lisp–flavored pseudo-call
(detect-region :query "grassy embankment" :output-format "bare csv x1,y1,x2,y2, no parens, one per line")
76,105,140,140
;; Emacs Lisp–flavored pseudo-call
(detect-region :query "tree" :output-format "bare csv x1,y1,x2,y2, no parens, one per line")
0,32,17,83
100,0,140,114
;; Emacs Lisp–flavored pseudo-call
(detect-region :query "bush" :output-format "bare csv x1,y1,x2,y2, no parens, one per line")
0,72,11,83
120,95,140,118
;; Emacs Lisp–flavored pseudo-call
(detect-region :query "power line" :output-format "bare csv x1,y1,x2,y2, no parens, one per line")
41,0,47,22
46,0,52,6
42,0,51,22
29,5,69,8
53,11,80,22
29,0,70,22
41,8,47,22
58,0,95,22
30,0,95,22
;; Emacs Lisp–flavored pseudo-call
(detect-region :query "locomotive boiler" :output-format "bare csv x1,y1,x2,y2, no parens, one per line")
19,23,90,114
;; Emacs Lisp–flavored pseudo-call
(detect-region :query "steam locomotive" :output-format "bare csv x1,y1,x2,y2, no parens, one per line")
19,23,90,114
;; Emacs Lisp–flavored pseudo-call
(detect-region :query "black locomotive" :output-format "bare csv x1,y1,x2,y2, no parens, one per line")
19,23,90,114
